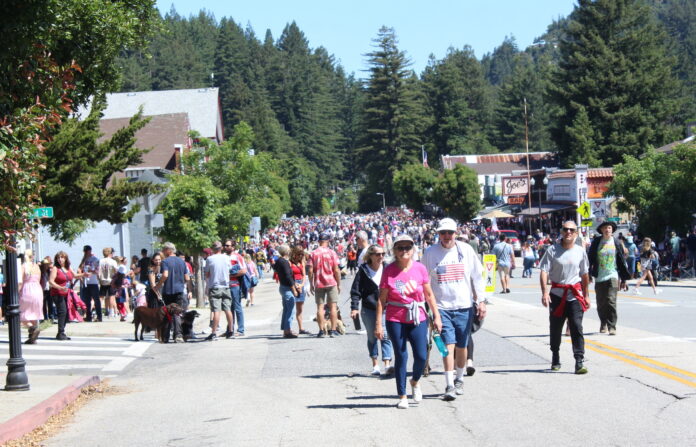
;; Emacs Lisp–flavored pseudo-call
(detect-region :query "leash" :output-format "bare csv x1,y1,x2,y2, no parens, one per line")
162,305,173,323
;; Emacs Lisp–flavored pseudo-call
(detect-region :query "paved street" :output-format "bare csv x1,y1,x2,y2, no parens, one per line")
8,269,693,446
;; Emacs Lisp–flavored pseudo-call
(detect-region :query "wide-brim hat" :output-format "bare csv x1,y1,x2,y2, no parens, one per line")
596,220,617,234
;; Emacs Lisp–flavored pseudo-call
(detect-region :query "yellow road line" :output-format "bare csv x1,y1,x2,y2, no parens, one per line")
586,339,696,379
585,345,696,389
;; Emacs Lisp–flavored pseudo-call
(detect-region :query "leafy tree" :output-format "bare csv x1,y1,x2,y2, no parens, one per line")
183,123,290,237
360,26,425,209
333,188,359,214
609,143,696,237
0,0,158,248
393,163,436,211
432,165,482,222
548,0,681,167
156,175,225,253
42,98,163,242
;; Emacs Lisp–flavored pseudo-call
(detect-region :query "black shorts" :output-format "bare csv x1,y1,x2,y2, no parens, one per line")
99,285,110,297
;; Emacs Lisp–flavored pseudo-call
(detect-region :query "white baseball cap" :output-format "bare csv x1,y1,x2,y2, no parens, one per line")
436,218,457,233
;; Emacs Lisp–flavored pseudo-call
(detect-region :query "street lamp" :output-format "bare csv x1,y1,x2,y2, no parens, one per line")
375,192,385,211
530,177,548,232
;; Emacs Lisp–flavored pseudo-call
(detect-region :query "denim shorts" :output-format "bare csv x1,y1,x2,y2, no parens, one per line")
439,307,474,348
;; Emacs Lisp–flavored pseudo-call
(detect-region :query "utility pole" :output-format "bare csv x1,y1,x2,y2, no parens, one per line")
524,98,533,236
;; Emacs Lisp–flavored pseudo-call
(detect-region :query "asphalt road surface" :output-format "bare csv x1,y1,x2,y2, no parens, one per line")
44,268,696,446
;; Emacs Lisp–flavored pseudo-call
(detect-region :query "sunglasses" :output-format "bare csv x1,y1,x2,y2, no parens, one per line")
439,230,455,235
561,227,577,233
394,245,413,252
372,252,385,257
224,244,232,247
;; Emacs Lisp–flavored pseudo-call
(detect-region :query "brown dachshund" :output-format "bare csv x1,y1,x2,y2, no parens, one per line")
133,303,183,343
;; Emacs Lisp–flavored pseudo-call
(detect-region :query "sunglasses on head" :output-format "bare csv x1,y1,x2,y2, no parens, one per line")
395,245,413,252
561,227,577,233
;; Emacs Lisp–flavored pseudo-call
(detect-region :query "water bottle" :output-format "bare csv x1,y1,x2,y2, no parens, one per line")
433,330,449,357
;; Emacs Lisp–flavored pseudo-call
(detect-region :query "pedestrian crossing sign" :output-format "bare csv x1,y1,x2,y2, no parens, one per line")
577,201,591,219
483,254,497,293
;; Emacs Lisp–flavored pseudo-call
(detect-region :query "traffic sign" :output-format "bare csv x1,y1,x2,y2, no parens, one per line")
483,254,497,293
581,218,593,227
607,217,620,222
577,201,591,219
32,207,54,219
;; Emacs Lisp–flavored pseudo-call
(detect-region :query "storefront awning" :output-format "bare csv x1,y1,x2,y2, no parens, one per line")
516,203,575,216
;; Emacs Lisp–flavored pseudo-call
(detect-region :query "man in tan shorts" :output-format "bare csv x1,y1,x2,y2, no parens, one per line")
309,233,342,337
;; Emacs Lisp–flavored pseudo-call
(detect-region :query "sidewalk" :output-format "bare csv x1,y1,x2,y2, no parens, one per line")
0,277,281,445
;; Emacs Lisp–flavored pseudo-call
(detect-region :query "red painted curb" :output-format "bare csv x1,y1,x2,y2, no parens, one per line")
0,375,101,445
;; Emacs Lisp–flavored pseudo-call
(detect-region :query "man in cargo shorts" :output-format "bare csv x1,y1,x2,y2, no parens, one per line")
310,233,342,337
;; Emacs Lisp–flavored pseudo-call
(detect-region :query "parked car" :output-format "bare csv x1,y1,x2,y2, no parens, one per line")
496,229,521,256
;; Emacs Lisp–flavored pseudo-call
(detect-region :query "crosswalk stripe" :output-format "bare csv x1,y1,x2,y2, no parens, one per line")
0,364,105,372
0,345,127,352
20,354,119,361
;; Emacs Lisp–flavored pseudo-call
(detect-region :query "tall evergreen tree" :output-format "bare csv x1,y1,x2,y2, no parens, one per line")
422,46,494,162
482,36,520,86
360,26,424,208
492,54,554,152
549,0,681,167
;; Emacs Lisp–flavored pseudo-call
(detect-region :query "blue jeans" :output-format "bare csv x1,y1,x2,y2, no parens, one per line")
523,256,535,277
279,285,296,331
257,263,264,280
230,286,244,334
386,320,428,396
626,257,636,278
361,307,393,361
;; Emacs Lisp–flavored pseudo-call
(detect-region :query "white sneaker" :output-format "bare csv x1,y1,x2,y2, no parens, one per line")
411,382,422,402
396,398,409,409
632,287,642,295
371,366,381,376
357,329,367,334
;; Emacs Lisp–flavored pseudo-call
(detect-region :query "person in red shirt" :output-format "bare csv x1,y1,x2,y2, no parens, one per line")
309,233,341,337
225,239,247,336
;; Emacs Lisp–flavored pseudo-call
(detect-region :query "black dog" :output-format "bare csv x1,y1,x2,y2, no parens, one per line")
181,310,200,342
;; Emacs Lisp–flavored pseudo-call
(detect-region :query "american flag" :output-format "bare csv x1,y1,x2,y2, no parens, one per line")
436,264,466,283
395,279,417,296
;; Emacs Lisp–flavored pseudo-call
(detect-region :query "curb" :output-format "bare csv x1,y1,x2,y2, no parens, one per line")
0,375,101,445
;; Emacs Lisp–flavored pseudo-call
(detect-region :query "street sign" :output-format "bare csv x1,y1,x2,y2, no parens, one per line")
483,254,497,293
607,217,620,222
577,201,591,219
32,207,53,219
581,218,594,227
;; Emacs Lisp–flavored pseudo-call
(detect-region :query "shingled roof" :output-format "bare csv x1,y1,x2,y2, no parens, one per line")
441,152,559,175
98,113,191,173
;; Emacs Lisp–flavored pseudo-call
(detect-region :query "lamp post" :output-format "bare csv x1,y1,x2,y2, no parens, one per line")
375,192,385,211
530,177,548,233
4,243,30,391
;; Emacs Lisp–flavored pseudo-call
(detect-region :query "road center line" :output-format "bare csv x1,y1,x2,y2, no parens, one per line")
586,339,696,379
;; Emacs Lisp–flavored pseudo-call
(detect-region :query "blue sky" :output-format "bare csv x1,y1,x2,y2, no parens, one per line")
156,0,577,77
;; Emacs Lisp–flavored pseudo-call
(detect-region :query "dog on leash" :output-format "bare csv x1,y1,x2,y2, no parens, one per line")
321,304,346,334
133,304,183,343
181,310,200,342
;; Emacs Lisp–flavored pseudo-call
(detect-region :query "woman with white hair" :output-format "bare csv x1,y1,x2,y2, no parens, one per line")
19,249,45,344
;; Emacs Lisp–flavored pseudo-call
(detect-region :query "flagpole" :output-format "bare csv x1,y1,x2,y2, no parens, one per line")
524,98,532,237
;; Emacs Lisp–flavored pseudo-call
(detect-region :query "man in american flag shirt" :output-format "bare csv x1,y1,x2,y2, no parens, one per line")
422,218,485,401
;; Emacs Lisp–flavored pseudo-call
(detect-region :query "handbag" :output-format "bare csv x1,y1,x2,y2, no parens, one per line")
472,302,483,333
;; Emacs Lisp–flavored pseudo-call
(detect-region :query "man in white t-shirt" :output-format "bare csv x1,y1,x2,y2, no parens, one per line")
422,218,485,401
205,241,233,340
355,231,369,266
79,245,102,322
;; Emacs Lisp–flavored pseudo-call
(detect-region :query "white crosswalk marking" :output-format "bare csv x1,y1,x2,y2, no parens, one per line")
0,335,156,376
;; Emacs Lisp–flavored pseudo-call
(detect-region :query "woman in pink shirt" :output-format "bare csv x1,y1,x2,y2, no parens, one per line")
375,234,441,409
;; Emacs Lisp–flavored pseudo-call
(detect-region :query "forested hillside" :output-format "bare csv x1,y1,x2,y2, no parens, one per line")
116,0,696,214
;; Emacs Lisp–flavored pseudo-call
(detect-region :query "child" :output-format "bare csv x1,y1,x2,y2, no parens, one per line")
133,281,147,308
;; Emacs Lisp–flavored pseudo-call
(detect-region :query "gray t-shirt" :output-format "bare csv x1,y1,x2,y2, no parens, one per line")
539,242,589,300
205,253,231,289
492,242,513,267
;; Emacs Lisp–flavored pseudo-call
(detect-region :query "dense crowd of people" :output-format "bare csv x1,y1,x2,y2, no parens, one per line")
2,208,695,408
